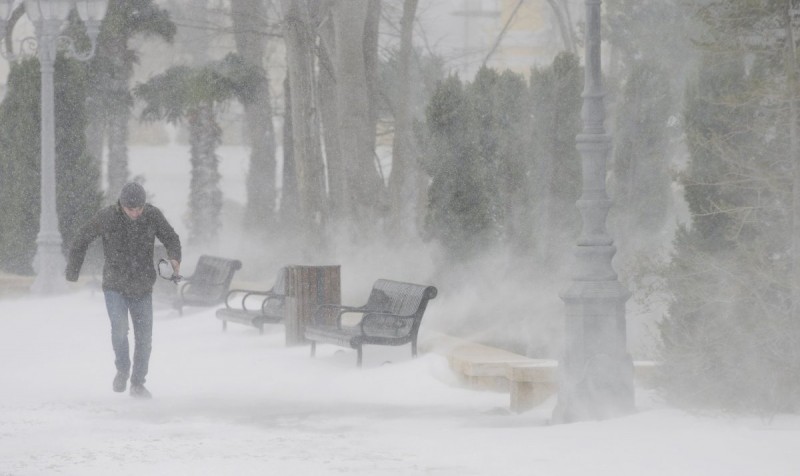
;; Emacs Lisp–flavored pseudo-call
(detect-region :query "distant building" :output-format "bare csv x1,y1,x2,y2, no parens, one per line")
423,0,583,78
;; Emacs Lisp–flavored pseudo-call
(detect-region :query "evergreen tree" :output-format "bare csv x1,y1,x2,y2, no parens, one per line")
661,48,800,412
55,55,103,262
528,52,583,262
609,60,673,253
604,0,693,89
423,75,490,258
422,67,530,260
467,68,530,249
0,56,101,275
0,59,40,275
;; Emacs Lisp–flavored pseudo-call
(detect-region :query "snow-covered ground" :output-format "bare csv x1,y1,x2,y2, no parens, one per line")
1,291,799,476
1,144,797,474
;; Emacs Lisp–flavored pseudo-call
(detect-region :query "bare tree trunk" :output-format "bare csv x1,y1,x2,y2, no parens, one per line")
545,0,577,54
184,0,212,63
387,0,420,240
106,101,130,202
281,0,327,246
364,0,382,157
95,24,131,203
231,0,277,235
786,3,800,320
280,73,299,230
331,0,384,231
317,20,345,222
187,104,222,245
561,0,577,53
534,152,555,262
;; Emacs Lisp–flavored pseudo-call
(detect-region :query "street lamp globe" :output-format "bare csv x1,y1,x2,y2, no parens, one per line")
74,0,106,39
23,0,73,23
74,0,107,22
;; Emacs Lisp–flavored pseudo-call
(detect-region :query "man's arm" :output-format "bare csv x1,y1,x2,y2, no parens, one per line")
154,208,181,274
65,212,103,282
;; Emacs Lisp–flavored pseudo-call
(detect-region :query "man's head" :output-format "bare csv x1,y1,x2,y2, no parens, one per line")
119,182,146,220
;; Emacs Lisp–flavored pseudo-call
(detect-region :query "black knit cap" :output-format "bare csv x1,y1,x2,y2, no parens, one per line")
119,182,146,208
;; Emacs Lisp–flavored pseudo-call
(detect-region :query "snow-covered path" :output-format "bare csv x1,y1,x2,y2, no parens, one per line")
1,291,799,475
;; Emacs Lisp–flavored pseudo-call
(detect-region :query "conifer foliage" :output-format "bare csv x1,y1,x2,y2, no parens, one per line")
0,56,101,275
423,56,583,263
610,60,673,249
423,68,531,259
660,3,800,412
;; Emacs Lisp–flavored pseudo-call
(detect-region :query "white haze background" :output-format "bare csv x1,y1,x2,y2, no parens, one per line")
1,145,799,475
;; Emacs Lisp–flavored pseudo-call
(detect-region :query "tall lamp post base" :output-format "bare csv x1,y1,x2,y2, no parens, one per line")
552,280,635,423
30,233,67,294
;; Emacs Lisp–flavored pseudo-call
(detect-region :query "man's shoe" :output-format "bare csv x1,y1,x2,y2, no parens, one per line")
113,372,129,393
130,384,152,399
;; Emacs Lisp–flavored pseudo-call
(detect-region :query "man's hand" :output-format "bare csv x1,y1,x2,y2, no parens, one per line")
169,259,180,277
157,258,183,284
168,259,183,284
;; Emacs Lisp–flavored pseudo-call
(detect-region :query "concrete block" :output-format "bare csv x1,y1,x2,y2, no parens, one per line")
505,361,558,413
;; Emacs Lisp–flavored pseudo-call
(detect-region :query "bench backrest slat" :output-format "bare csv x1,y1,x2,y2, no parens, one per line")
360,279,438,339
185,255,242,301
366,279,435,315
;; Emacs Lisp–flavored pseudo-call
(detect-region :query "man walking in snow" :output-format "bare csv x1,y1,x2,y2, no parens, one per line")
66,182,181,399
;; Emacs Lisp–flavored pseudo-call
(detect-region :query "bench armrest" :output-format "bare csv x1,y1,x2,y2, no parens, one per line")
224,288,282,312
178,280,191,299
358,311,414,335
178,280,223,298
312,304,369,328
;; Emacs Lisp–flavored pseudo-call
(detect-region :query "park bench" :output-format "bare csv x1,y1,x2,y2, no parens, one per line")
304,279,438,367
215,268,287,333
173,255,242,315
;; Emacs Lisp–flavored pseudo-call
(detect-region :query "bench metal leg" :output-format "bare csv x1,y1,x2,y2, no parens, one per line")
258,324,264,335
412,340,418,358
357,346,363,367
310,341,316,358
222,320,227,332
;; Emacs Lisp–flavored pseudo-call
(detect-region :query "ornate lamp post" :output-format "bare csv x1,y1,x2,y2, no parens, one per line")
552,0,635,422
0,0,107,294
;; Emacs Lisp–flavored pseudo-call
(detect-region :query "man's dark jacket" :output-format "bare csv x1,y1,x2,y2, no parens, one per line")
66,203,181,296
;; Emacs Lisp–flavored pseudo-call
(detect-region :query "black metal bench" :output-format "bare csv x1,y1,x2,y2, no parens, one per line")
214,268,287,333
304,279,438,367
173,255,242,315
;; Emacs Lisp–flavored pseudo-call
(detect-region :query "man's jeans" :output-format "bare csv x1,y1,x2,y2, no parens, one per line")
103,291,153,386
